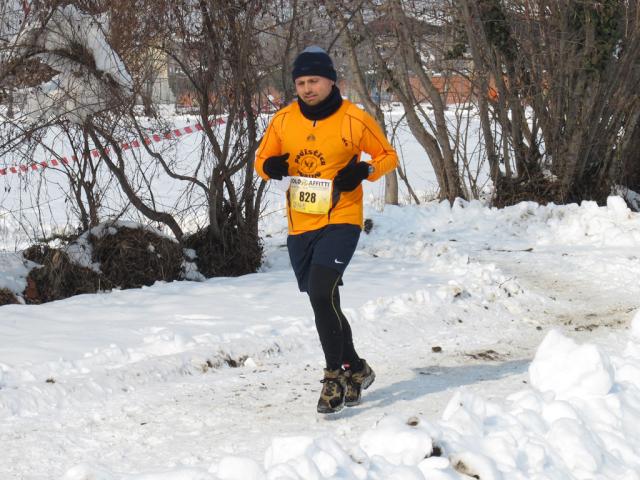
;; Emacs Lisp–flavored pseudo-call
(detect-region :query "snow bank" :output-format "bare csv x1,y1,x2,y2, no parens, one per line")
363,196,640,251
0,251,30,296
61,329,640,479
6,196,638,298
535,197,640,247
62,463,214,480
432,329,640,479
529,329,614,399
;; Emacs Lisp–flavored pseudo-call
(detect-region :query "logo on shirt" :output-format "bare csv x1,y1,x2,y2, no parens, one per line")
294,148,326,177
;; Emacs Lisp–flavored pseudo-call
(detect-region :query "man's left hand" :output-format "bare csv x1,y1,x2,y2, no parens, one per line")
334,158,371,192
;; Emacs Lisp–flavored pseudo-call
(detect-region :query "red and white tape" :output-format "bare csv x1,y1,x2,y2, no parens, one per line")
0,118,225,176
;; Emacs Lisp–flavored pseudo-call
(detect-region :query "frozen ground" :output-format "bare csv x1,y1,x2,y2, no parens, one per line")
2,197,640,479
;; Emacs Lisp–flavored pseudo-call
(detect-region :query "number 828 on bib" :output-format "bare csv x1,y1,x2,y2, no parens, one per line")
289,177,333,215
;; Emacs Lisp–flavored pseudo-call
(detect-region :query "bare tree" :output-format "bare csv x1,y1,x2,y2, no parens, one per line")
1,2,128,241
327,0,466,203
326,0,400,205
458,0,640,205
83,0,269,276
1,1,268,276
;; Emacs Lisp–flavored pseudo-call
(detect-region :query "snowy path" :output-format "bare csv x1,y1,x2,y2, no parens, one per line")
473,246,638,337
0,251,535,478
2,255,632,479
2,200,640,479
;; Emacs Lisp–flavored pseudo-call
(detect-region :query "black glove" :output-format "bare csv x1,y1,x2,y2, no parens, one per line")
263,153,290,180
333,156,371,192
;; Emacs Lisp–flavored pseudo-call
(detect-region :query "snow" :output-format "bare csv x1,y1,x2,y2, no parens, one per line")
632,311,640,339
529,329,614,399
359,415,433,464
0,252,30,297
2,194,640,479
14,5,132,123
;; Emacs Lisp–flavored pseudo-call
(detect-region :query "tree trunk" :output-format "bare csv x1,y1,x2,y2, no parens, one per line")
326,1,399,205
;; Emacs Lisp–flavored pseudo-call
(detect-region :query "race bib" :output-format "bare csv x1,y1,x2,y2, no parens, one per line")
289,176,333,215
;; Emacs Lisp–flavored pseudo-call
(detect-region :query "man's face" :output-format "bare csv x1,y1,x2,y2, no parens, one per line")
294,76,334,106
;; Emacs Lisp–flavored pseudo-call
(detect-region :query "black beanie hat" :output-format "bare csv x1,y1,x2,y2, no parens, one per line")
292,46,337,82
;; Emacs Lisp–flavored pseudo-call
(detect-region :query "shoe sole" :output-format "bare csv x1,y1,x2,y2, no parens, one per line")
345,371,376,407
362,370,376,390
317,402,345,414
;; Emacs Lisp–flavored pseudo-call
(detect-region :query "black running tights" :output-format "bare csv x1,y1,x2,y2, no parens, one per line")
307,264,360,371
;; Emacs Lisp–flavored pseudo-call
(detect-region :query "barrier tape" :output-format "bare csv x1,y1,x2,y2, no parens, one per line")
0,118,225,176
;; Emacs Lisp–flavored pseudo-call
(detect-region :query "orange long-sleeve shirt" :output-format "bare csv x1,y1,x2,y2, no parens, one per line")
255,99,398,235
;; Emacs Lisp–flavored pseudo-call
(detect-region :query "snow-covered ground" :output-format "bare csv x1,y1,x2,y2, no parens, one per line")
2,193,640,479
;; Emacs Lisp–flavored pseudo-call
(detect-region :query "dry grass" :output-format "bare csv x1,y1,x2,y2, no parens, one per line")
91,226,183,289
24,248,107,304
0,288,20,306
183,224,262,278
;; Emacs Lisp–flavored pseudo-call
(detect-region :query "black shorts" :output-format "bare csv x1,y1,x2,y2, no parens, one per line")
287,223,361,292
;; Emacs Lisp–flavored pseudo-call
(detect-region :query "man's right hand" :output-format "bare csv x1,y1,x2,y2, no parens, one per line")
263,153,290,180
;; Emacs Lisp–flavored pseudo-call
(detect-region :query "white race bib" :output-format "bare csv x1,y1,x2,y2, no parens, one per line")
289,176,333,215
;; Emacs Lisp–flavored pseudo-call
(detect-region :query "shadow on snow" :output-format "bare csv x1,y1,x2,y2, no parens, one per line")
339,358,530,419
